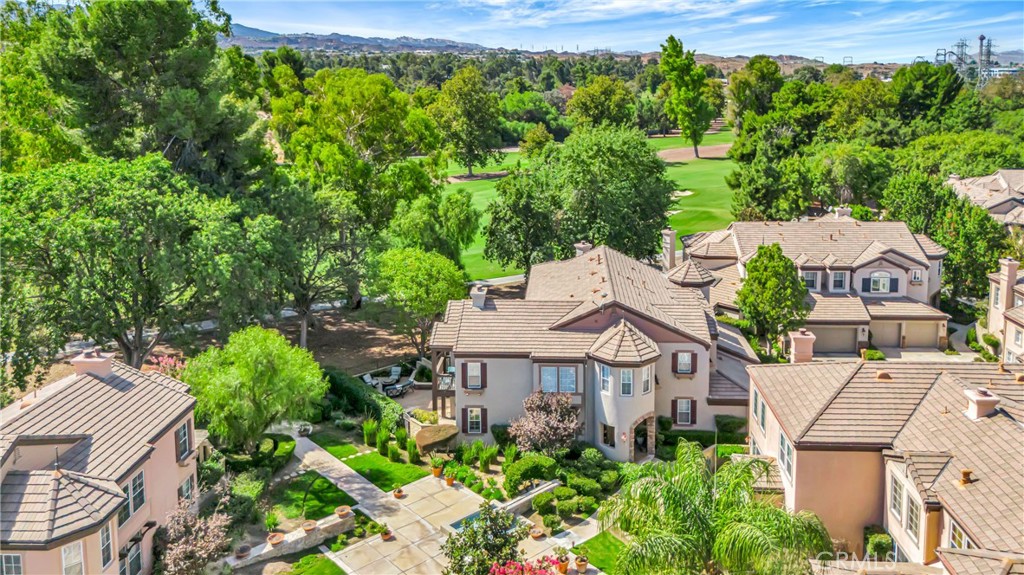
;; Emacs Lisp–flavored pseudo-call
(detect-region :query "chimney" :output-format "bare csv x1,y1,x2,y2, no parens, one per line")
964,387,1000,420
834,207,853,219
574,241,593,257
469,285,488,310
69,348,113,379
661,228,677,271
998,258,1018,311
789,328,816,363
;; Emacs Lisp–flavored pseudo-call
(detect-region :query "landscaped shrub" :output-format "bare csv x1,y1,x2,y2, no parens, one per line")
490,424,512,446
502,444,518,469
228,469,269,526
577,448,604,471
983,333,1001,352
598,469,619,492
411,408,439,425
413,365,433,382
865,531,893,559
407,440,419,463
980,349,999,362
967,327,977,344
714,415,747,434
324,368,403,432
864,349,886,361
555,498,577,518
532,492,556,515
223,436,275,473
479,445,500,472
376,433,389,457
566,475,600,498
395,428,409,450
363,419,379,446
656,416,673,432
661,430,744,448
336,418,358,432
504,454,557,496
469,481,484,494
552,486,577,500
542,514,561,530
388,443,402,462
578,496,597,515
716,444,746,459
266,434,296,472
198,453,225,489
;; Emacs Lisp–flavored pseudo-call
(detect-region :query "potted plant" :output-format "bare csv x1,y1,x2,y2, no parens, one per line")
380,523,394,541
298,422,312,436
553,547,570,574
529,527,544,540
266,532,285,547
234,544,251,559
445,466,457,487
430,454,444,477
393,483,405,499
335,505,352,518
301,520,317,534
575,552,589,573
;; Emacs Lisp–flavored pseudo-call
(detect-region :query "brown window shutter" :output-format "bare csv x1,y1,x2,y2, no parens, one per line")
480,363,488,389
461,408,468,433
481,408,488,432
671,399,678,424
672,352,679,373
461,363,468,389
690,399,698,426
689,352,698,374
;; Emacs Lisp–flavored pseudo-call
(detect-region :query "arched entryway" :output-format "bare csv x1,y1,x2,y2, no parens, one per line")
629,411,656,462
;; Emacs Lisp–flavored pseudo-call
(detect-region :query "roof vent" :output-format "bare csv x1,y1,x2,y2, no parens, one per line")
998,362,1008,373
875,370,892,381
1016,373,1024,384
959,469,974,485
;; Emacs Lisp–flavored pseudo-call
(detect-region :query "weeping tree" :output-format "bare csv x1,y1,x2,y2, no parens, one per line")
600,441,832,575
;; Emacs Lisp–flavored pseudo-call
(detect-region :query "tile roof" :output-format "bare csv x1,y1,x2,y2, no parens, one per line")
863,298,951,320
730,454,783,492
747,361,858,439
811,560,943,575
914,234,948,258
709,370,749,403
948,170,1024,210
806,293,871,324
666,260,718,287
939,548,1024,575
0,470,125,545
588,319,662,365
684,230,737,260
709,264,742,311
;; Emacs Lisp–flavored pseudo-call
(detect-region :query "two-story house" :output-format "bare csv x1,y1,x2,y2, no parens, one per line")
429,236,759,462
0,350,198,575
746,359,1023,564
687,212,950,354
947,170,1024,228
985,258,1024,364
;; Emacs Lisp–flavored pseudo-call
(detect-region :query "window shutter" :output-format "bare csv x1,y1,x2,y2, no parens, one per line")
890,278,899,293
861,278,871,292
689,352,698,374
461,408,468,433
690,399,698,426
461,363,468,389
671,399,678,424
481,408,488,433
480,363,488,389
672,352,679,373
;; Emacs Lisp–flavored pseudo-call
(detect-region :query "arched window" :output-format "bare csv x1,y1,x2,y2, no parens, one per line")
870,271,891,293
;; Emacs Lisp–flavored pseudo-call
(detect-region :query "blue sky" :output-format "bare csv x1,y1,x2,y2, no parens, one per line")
220,1,1023,63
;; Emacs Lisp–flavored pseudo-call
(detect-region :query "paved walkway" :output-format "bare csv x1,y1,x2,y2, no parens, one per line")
949,321,978,355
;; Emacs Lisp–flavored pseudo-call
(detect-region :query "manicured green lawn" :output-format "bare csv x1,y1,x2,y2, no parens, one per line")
309,428,359,460
645,128,735,152
285,553,346,575
344,452,429,490
573,531,627,574
270,471,357,521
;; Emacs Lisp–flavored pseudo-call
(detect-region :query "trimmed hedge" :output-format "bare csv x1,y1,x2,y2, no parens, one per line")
714,415,747,434
490,424,512,446
504,454,557,496
324,368,403,433
661,430,744,448
864,349,886,361
556,498,577,518
552,486,577,500
983,333,1001,352
865,532,893,558
532,492,555,515
567,475,600,497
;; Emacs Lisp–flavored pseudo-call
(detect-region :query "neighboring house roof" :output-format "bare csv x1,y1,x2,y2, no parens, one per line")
684,229,737,261
806,293,871,324
715,322,761,364
730,454,783,492
588,319,662,365
914,234,949,258
666,259,718,287
1002,305,1024,329
709,264,742,311
811,560,943,575
948,170,1024,223
0,360,195,547
939,548,1024,575
863,298,951,320
747,362,1024,447
708,370,749,405
689,220,937,270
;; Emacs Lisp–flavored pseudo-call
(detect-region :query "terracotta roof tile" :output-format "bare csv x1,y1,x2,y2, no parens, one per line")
588,319,661,365
666,260,717,287
863,298,951,320
939,548,1024,575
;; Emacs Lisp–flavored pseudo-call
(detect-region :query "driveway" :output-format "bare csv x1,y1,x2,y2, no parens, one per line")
875,347,978,362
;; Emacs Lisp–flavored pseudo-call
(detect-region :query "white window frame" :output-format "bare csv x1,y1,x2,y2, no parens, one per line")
119,471,146,526
466,362,482,389
599,364,611,393
905,495,921,544
175,422,190,461
889,473,904,521
676,399,693,425
540,366,559,393
993,286,1002,309
1015,329,1022,347
802,270,818,290
178,474,195,501
778,433,794,480
871,271,891,293
675,352,693,375
467,408,482,434
61,541,84,575
832,271,847,291
620,369,633,396
1007,350,1017,364
119,543,142,575
949,520,974,549
911,269,922,283
1,554,23,575
641,365,652,394
100,522,113,567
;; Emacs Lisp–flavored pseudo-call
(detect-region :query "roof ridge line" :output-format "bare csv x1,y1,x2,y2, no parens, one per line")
797,362,863,442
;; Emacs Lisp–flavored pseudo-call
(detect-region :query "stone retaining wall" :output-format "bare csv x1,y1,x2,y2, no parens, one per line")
225,513,355,569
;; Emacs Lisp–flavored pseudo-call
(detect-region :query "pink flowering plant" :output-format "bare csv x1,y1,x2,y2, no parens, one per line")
489,557,559,575
151,354,186,378
508,392,580,454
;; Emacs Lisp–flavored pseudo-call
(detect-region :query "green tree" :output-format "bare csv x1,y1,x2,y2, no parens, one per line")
567,75,636,127
441,503,529,575
184,326,327,452
801,140,892,207
1,155,281,368
932,197,1007,301
430,66,503,176
0,275,62,405
895,131,1023,178
736,244,810,357
519,123,554,159
601,441,831,575
660,35,716,157
941,90,992,132
368,248,466,357
881,172,955,234
388,188,481,267
890,62,963,124
828,77,898,140
483,165,560,274
726,55,783,132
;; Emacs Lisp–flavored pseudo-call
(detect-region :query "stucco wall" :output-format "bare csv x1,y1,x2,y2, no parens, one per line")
748,384,797,509
453,357,534,444
794,449,885,555
884,459,927,563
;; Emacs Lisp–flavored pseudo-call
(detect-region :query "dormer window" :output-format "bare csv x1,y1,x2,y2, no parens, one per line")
832,271,847,291
869,271,893,293
802,271,817,290
911,269,922,283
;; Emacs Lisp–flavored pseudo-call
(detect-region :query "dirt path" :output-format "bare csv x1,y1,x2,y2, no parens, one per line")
657,143,733,163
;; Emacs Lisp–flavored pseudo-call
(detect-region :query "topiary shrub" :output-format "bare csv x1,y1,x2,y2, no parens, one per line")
542,514,561,530
395,427,409,451
388,443,402,462
504,454,557,496
532,492,556,515
983,333,1001,353
556,498,577,518
566,475,600,498
864,349,886,361
656,415,673,432
714,415,747,434
865,532,893,559
490,424,512,446
415,424,458,453
552,486,577,500
578,495,597,515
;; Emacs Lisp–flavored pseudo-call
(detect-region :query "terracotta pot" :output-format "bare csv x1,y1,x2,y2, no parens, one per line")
301,520,317,533
575,558,589,573
234,545,251,559
335,505,352,518
267,532,285,547
432,466,442,477
393,489,404,499
381,530,394,541
445,476,455,486
529,528,544,540
557,559,569,574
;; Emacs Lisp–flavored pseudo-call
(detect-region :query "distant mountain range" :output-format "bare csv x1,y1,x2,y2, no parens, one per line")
221,23,487,53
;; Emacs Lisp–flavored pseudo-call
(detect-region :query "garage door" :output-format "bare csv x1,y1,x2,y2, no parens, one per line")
904,321,939,348
871,322,900,347
810,327,858,353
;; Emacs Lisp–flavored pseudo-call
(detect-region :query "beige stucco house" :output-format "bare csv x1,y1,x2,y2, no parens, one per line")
747,360,1023,566
947,170,1024,228
0,350,198,575
687,213,950,354
429,235,759,462
985,258,1024,364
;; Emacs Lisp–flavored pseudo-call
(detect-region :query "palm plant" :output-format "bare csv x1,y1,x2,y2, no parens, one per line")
600,441,832,575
